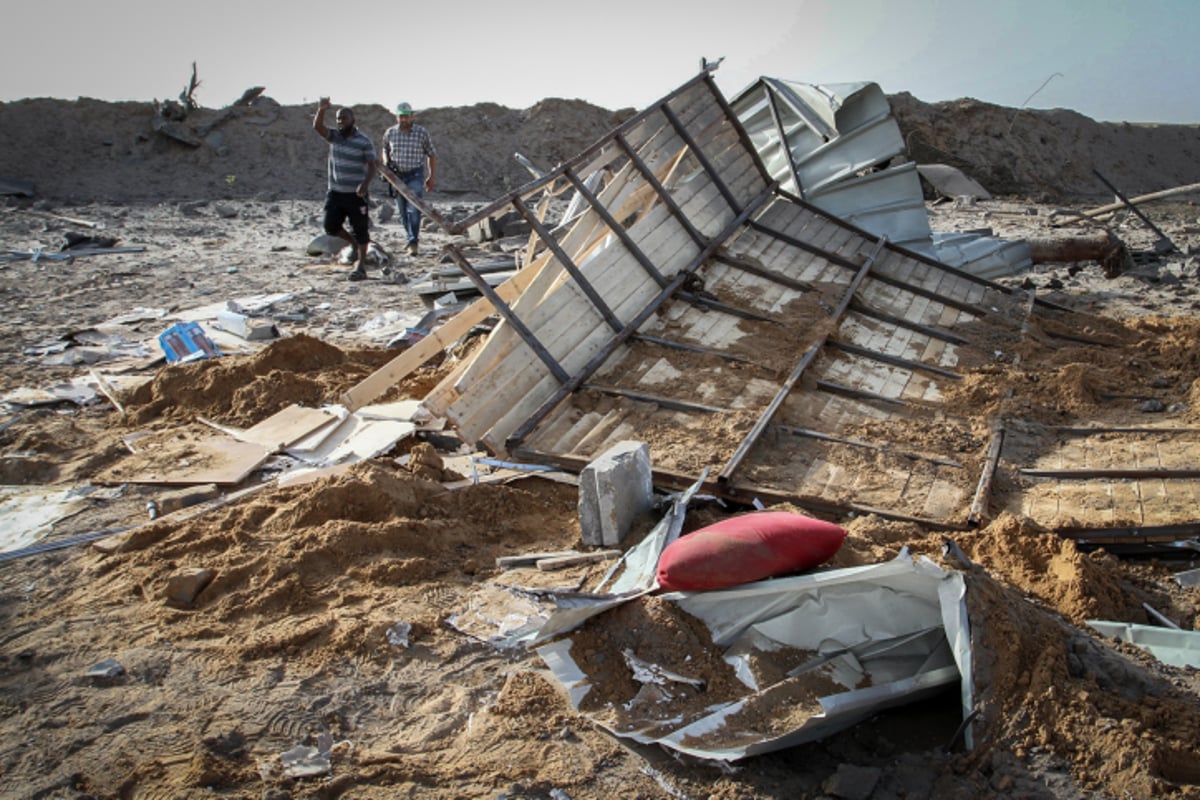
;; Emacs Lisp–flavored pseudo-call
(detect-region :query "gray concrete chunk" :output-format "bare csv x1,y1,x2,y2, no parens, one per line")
578,440,653,547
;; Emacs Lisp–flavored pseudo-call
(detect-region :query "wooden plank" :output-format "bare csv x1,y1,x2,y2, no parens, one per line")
537,550,622,570
496,551,580,568
344,259,550,412
446,202,693,431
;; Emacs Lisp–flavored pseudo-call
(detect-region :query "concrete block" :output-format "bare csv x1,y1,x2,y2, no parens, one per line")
578,440,653,547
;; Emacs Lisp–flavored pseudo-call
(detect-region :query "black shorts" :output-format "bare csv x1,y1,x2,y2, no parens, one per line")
324,190,370,244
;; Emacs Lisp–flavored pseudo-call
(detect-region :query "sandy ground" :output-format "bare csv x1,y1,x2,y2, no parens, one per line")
4,91,1200,799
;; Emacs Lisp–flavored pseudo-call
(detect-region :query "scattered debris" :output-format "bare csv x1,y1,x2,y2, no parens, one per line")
4,66,1200,800
158,321,221,364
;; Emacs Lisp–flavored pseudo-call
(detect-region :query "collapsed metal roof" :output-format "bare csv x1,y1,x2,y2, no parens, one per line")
353,71,1200,546
729,77,1031,280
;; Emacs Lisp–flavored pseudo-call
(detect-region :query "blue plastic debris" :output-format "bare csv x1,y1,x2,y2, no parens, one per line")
158,321,222,364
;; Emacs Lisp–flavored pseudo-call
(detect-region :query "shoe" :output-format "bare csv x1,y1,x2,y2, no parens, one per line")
406,242,419,256
347,268,366,281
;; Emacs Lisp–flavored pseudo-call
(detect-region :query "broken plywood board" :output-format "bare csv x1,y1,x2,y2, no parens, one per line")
285,414,415,466
94,428,271,486
236,404,340,451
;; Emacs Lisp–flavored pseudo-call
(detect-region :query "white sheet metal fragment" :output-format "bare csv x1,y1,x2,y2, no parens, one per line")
0,486,89,553
1087,620,1200,669
536,554,972,760
592,471,706,596
446,584,551,649
917,164,992,199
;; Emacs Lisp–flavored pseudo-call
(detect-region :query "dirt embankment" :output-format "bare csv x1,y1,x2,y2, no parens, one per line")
3,88,1200,204
0,96,633,203
889,92,1200,200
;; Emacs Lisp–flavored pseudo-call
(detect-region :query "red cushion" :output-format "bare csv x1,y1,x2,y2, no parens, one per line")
656,511,846,591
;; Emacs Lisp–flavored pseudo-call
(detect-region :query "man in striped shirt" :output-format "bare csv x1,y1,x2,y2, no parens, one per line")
381,102,437,256
313,97,377,281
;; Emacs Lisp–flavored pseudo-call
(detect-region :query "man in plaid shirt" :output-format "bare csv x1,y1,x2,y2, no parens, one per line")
381,102,437,256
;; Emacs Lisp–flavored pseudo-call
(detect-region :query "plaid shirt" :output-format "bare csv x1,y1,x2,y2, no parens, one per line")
382,124,436,172
325,128,377,193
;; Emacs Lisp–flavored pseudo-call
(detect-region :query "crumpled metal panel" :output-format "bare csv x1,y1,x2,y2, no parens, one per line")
731,79,931,256
731,77,1031,275
734,80,905,198
801,162,935,256
931,231,1033,279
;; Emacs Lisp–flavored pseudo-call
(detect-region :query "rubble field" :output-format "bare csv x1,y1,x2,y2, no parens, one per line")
2,88,1200,799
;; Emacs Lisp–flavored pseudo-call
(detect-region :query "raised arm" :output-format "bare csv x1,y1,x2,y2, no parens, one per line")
313,97,331,138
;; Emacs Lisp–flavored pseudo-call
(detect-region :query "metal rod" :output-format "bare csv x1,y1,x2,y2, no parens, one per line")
1021,468,1200,479
564,166,669,288
775,424,963,468
747,218,867,269
705,72,778,189
826,340,963,380
511,196,623,333
676,293,779,322
629,333,774,369
445,245,571,384
967,425,1005,526
831,237,888,318
505,184,777,449
718,238,887,487
1092,168,1178,253
660,102,741,213
713,252,815,293
816,379,907,406
764,86,804,197
849,298,970,345
377,163,453,232
580,384,725,413
614,131,707,247
1052,426,1200,435
1057,523,1200,539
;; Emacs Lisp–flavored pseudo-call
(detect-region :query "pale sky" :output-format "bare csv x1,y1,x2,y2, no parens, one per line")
1,0,1196,123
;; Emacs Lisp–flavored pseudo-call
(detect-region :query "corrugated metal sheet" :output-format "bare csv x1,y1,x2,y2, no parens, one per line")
730,77,1032,276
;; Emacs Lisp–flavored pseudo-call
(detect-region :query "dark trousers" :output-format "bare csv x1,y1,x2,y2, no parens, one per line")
324,190,370,244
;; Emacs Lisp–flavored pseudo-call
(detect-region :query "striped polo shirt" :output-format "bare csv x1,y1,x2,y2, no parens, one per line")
325,128,377,193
